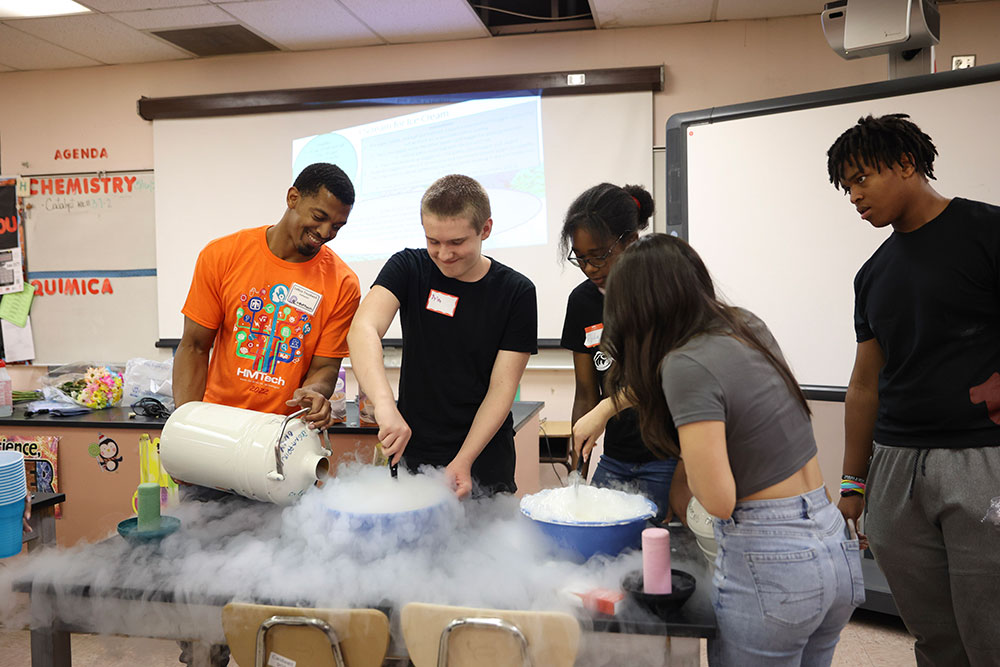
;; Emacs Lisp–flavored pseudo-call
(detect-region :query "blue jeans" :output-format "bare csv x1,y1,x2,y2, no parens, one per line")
590,455,676,525
709,486,864,666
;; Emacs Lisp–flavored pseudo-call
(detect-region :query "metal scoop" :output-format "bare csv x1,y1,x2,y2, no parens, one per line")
571,451,587,494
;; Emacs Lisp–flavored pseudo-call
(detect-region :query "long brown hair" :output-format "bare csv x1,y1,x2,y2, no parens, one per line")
602,234,810,459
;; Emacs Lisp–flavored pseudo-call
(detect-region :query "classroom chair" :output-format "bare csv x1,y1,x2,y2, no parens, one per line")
221,602,390,667
401,602,580,667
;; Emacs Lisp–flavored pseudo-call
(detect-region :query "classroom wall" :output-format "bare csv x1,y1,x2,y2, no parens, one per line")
3,1,999,499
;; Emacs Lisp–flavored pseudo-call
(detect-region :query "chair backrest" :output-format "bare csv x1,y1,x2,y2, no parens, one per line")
401,602,581,667
222,602,390,667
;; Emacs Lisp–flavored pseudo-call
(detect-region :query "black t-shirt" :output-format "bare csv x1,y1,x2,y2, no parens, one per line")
854,197,1000,448
374,249,538,490
560,279,656,463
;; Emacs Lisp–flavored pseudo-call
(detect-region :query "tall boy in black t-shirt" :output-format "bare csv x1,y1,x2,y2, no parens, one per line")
828,113,1000,665
347,175,537,497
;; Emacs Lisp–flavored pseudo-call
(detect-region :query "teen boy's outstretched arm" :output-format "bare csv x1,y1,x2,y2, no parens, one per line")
346,285,411,464
446,349,531,497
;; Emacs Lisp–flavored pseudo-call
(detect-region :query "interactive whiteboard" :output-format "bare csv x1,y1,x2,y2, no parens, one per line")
666,63,1000,394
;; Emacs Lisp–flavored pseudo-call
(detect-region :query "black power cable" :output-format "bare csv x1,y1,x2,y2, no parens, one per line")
129,397,172,419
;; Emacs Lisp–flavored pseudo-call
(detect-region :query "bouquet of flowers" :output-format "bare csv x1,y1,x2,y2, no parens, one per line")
57,366,124,409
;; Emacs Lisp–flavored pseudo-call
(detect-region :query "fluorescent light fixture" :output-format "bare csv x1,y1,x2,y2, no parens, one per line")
0,0,92,19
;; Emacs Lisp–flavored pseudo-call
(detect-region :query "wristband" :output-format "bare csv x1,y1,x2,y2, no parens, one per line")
840,489,863,498
840,479,866,496
843,474,866,484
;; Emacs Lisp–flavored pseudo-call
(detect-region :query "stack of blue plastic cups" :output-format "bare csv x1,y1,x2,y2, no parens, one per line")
0,450,28,558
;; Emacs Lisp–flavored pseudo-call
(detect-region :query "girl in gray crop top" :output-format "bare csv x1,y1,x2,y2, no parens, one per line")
600,234,861,665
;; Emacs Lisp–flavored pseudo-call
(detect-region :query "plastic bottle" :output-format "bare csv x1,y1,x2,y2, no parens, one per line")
0,360,12,418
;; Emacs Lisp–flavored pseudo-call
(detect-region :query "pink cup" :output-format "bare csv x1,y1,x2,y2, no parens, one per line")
642,527,672,594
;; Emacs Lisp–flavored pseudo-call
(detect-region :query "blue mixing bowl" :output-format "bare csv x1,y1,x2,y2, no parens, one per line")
324,497,460,557
521,498,656,562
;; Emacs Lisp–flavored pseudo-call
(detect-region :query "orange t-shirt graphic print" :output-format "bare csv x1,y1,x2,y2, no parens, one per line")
182,226,360,415
235,283,307,378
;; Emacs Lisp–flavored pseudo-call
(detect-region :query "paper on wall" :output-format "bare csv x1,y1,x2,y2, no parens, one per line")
0,248,24,295
0,282,35,327
1,315,35,362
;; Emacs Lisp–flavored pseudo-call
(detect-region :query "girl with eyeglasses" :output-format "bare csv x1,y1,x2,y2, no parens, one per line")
602,233,862,664
558,183,677,523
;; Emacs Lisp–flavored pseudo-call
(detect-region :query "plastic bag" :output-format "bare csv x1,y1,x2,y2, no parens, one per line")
39,362,125,409
24,399,92,417
122,357,174,411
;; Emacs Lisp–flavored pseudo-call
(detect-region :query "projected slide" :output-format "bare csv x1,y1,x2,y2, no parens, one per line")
292,96,546,262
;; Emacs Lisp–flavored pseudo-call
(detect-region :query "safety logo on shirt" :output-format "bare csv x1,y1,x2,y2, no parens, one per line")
234,282,310,379
594,351,612,372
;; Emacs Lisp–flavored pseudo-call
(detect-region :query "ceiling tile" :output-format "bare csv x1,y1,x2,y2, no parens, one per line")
716,0,829,21
11,14,192,63
217,0,382,50
590,0,713,28
0,23,102,70
80,0,211,10
111,5,231,30
339,0,488,43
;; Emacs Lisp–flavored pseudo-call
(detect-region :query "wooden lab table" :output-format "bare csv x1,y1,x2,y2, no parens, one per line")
15,519,715,667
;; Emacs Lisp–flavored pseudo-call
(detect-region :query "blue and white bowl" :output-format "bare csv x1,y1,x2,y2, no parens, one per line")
521,497,656,562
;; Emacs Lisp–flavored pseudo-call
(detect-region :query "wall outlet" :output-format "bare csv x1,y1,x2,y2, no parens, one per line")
952,55,976,70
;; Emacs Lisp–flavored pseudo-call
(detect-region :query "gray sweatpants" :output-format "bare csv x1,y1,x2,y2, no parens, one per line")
866,443,1000,667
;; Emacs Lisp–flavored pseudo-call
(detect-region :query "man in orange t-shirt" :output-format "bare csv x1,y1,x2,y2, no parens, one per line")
174,162,360,429
172,162,360,667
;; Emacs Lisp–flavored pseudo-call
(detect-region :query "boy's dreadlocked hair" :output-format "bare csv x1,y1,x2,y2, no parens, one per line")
826,113,938,191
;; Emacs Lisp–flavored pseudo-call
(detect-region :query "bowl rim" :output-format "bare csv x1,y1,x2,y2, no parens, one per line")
324,496,451,519
519,497,656,527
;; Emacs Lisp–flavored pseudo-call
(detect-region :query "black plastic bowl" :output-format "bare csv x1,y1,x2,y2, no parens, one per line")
621,569,696,618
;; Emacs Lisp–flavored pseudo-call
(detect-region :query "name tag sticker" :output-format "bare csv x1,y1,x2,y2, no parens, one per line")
426,289,458,317
286,283,322,316
584,323,603,348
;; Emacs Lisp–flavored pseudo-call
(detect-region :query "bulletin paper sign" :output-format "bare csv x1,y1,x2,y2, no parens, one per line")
0,435,60,517
0,182,17,251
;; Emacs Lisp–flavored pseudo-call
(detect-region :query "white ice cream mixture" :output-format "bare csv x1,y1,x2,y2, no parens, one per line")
320,464,453,514
520,483,653,523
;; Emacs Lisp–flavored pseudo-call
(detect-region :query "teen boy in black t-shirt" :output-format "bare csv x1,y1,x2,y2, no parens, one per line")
348,175,537,497
828,114,1000,666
